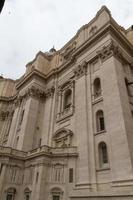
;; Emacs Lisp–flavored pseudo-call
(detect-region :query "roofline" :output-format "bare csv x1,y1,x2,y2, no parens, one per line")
16,20,133,90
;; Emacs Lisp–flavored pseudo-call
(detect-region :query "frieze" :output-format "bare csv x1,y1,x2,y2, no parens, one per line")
74,61,88,79
97,41,123,62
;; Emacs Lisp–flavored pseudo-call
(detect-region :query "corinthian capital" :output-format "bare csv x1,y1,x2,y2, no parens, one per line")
97,41,122,62
45,86,55,98
74,61,87,79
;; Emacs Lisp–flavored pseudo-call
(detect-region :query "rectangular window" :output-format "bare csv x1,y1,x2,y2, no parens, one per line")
6,194,13,200
36,172,39,183
69,168,73,183
53,196,60,200
26,194,30,200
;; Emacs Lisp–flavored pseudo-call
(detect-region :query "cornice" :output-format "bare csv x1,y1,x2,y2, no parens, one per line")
73,22,133,59
0,95,17,103
16,69,47,90
14,85,55,107
0,146,78,162
96,40,123,63
26,51,52,67
109,19,133,54
14,20,133,91
0,82,55,106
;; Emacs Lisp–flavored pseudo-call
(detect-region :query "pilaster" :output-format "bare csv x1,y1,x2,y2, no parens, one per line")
74,61,91,187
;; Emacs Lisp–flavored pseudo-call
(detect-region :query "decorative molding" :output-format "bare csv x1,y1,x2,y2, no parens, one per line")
97,41,123,62
53,128,73,148
45,86,55,98
0,110,14,121
57,79,75,122
26,86,46,99
62,41,76,60
50,163,65,183
56,105,74,122
74,61,88,79
14,85,55,107
58,79,75,92
89,26,97,36
14,96,23,107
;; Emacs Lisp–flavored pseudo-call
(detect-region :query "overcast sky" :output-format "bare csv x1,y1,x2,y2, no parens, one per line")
0,0,133,79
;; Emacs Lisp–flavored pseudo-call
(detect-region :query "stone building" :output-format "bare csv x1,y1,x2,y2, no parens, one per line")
0,6,133,200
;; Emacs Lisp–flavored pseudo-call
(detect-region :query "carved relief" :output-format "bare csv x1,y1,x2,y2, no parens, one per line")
74,61,88,79
50,163,65,183
0,111,9,121
0,110,13,121
53,128,73,147
14,97,22,107
26,86,46,100
46,86,55,98
97,41,123,62
14,85,55,107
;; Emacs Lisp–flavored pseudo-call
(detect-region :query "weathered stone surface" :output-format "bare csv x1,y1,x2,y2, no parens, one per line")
0,5,133,200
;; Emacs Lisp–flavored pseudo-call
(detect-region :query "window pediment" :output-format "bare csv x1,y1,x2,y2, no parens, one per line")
53,128,73,147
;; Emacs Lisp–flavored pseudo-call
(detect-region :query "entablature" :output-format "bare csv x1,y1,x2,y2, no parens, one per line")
0,145,78,163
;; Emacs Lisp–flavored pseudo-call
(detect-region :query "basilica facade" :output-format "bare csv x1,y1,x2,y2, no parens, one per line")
0,6,133,200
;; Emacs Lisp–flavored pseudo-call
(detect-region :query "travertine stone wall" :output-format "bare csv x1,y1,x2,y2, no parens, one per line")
0,5,133,200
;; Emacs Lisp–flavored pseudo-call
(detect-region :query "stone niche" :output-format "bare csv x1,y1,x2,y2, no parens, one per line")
52,128,73,148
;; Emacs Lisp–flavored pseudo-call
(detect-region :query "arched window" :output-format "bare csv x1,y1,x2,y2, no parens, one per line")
63,89,72,109
96,110,105,132
6,188,16,200
93,78,101,98
50,187,63,200
53,196,60,200
24,188,31,200
98,142,108,167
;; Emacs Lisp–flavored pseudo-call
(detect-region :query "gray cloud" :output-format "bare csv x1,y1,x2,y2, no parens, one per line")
0,0,133,79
